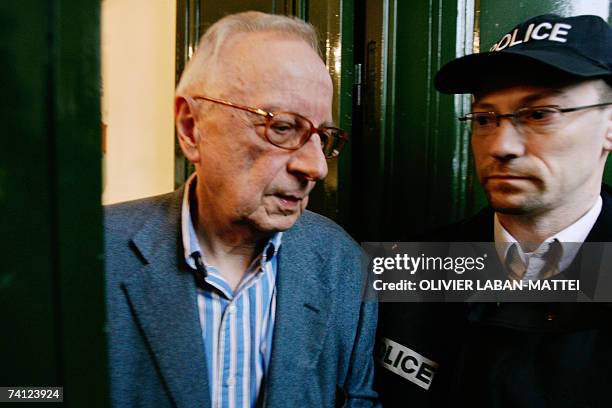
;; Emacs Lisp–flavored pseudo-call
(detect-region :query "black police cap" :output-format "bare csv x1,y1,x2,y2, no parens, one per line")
434,14,612,94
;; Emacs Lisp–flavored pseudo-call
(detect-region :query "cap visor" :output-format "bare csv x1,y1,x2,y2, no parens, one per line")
434,49,610,94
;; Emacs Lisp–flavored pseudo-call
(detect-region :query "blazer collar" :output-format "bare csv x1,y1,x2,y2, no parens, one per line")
123,186,211,408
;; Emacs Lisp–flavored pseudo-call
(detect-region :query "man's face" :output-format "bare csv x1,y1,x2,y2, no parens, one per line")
471,79,612,216
192,31,332,233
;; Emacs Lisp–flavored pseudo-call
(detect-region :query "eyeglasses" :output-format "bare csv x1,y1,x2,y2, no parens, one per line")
188,95,349,159
459,102,612,136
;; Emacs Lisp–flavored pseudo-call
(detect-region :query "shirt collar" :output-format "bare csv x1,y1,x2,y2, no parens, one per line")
494,196,602,271
180,173,283,270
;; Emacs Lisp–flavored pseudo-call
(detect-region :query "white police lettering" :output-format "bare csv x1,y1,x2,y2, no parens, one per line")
496,33,512,51
509,28,524,47
550,23,571,42
376,337,439,390
531,22,553,40
523,23,535,42
490,22,572,51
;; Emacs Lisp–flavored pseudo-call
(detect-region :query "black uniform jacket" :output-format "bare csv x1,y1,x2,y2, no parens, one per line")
375,186,612,408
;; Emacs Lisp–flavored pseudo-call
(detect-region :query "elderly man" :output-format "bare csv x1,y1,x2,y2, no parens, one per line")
105,11,378,408
376,14,612,408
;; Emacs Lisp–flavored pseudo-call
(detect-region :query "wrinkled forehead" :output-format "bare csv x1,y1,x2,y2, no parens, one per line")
210,31,333,106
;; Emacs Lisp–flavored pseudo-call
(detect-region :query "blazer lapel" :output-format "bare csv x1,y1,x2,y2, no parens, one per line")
122,189,210,408
264,221,332,406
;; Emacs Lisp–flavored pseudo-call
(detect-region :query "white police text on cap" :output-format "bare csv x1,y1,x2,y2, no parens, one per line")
490,22,572,52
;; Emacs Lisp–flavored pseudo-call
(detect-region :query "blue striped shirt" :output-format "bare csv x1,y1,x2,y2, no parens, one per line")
181,174,281,408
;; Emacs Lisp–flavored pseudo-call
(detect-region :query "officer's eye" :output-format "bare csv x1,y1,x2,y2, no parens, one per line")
521,108,559,124
471,113,494,127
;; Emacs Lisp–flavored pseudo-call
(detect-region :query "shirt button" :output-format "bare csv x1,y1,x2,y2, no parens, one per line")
227,377,235,386
228,305,237,314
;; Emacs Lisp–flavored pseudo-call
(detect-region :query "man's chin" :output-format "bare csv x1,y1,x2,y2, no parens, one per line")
491,205,532,215
487,192,542,215
250,212,301,233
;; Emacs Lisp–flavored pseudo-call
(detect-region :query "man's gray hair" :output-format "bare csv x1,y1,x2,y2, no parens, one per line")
176,11,320,95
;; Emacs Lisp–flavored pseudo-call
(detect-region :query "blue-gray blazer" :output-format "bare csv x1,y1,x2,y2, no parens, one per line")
105,187,379,407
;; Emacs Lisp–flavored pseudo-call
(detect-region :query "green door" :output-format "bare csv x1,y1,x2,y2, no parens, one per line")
0,0,108,406
353,0,469,240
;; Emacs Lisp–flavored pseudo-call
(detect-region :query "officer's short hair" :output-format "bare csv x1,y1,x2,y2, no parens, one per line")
600,80,612,103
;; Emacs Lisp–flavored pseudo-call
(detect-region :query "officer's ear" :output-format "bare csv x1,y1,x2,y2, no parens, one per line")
175,96,201,163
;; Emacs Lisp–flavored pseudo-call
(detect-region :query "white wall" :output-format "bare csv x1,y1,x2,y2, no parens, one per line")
101,0,176,204
570,0,609,20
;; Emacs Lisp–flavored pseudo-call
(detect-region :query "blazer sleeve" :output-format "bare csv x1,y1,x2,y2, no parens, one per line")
343,298,381,408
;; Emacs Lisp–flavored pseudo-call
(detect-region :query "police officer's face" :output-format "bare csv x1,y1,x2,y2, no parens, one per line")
471,79,612,216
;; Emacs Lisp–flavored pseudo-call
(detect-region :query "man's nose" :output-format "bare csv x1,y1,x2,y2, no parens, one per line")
486,118,526,161
287,133,328,181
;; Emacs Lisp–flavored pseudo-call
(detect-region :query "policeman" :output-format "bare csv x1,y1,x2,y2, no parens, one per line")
376,14,612,407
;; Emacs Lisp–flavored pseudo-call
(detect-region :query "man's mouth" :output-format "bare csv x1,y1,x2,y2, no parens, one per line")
483,174,542,192
275,194,304,209
485,174,536,181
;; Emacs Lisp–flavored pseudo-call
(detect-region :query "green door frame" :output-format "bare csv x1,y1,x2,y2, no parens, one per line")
0,1,108,405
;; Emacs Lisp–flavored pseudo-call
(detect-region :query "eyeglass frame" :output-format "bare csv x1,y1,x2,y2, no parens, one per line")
458,102,612,133
186,94,349,158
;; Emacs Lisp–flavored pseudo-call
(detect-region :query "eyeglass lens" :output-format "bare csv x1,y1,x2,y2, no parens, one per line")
266,112,345,158
469,107,563,135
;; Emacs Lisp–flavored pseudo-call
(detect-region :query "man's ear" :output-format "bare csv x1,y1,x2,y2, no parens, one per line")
175,96,201,163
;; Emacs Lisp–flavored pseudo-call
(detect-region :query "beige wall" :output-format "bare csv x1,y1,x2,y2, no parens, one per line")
102,0,176,205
